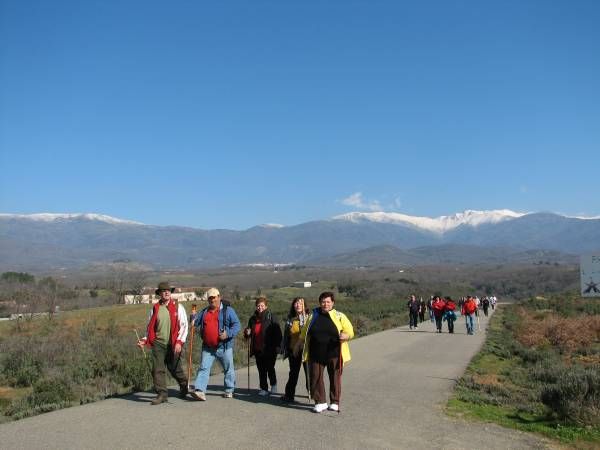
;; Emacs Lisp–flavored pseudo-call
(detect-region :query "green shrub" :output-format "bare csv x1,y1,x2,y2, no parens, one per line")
6,376,74,420
541,365,600,426
1,353,42,387
30,377,74,406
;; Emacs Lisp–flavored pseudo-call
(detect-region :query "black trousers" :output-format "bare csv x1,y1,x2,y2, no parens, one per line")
284,352,308,400
435,315,443,332
255,352,277,391
409,310,419,328
447,318,455,333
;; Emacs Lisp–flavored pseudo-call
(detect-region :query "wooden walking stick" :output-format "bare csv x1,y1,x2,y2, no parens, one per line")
187,304,197,389
134,328,152,372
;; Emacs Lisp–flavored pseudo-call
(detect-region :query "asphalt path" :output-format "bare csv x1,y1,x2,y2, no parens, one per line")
0,307,550,449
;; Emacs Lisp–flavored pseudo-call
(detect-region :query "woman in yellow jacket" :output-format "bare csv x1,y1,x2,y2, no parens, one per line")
296,291,354,413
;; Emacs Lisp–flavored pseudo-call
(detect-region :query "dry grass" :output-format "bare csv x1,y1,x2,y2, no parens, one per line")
516,307,600,353
472,373,501,386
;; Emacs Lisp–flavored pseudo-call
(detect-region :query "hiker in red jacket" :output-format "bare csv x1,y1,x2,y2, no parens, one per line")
443,297,457,334
431,296,445,333
461,296,477,335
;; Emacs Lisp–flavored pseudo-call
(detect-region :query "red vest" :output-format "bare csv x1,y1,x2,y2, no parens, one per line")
147,300,180,349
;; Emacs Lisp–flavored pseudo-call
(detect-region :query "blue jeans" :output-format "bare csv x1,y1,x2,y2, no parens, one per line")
194,345,236,393
465,314,475,334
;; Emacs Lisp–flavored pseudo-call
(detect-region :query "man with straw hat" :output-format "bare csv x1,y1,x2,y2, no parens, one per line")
137,282,189,405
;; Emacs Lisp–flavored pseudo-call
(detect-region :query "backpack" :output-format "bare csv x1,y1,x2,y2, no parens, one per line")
464,300,476,314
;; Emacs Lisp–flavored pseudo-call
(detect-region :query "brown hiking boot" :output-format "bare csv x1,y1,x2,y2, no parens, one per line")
151,394,168,405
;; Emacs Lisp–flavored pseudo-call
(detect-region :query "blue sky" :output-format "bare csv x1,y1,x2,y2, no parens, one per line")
1,0,599,230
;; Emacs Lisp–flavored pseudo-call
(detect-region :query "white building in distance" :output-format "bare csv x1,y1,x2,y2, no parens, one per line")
123,290,202,304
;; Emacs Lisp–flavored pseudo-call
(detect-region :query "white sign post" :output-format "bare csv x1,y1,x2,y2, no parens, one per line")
580,255,600,297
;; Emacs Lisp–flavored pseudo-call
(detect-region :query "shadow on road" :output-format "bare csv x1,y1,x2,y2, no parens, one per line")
205,384,313,411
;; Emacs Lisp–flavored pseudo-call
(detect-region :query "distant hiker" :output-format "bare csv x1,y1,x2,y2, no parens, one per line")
137,282,189,405
244,296,282,396
481,297,490,317
280,297,310,403
418,297,427,323
297,291,354,413
431,296,445,333
427,296,435,323
443,297,457,334
474,296,480,317
191,288,241,400
462,296,477,335
407,294,420,330
490,296,497,310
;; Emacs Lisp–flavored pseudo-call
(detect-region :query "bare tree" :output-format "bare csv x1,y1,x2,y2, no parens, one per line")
106,264,148,304
39,277,59,319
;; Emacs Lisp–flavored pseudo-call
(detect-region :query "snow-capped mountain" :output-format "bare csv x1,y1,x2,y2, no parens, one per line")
332,209,525,233
0,213,142,225
0,210,598,270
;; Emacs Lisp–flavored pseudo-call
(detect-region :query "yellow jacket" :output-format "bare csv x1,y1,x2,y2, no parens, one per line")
300,308,354,366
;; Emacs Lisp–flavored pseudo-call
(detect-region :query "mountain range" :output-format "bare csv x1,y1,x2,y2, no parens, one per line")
0,210,598,271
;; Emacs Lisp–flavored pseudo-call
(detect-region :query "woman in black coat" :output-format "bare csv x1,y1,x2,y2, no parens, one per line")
244,296,282,396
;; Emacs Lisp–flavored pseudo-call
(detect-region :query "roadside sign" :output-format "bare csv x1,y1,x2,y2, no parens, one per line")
581,255,600,297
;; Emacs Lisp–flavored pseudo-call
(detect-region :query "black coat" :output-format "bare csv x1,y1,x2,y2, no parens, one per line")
247,310,282,357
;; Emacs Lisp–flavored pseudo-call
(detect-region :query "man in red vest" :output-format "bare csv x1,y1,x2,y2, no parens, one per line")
137,282,189,405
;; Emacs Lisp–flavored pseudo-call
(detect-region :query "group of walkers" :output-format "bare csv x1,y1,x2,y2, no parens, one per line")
137,283,354,414
407,294,496,335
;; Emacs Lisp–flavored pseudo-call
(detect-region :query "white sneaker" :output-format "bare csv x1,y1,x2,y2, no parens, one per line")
313,403,328,413
190,390,206,401
328,403,339,412
270,384,278,395
258,389,269,396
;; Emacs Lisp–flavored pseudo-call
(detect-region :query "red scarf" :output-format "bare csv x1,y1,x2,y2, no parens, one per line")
146,299,180,349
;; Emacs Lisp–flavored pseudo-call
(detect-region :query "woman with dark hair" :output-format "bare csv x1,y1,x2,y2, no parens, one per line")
244,297,282,396
298,291,354,413
280,297,310,403
431,296,445,333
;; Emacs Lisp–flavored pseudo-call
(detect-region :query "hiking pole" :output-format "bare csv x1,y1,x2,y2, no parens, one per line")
187,304,197,390
477,313,481,332
247,338,251,391
134,328,152,373
303,361,311,399
337,345,343,415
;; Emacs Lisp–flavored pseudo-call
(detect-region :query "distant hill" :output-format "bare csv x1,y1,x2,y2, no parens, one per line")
306,244,578,267
0,210,597,271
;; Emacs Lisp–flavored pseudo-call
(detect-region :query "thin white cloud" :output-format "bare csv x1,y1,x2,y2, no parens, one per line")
389,196,402,210
341,192,382,211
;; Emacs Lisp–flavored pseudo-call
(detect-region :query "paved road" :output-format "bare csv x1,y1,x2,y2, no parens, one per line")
0,308,550,449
